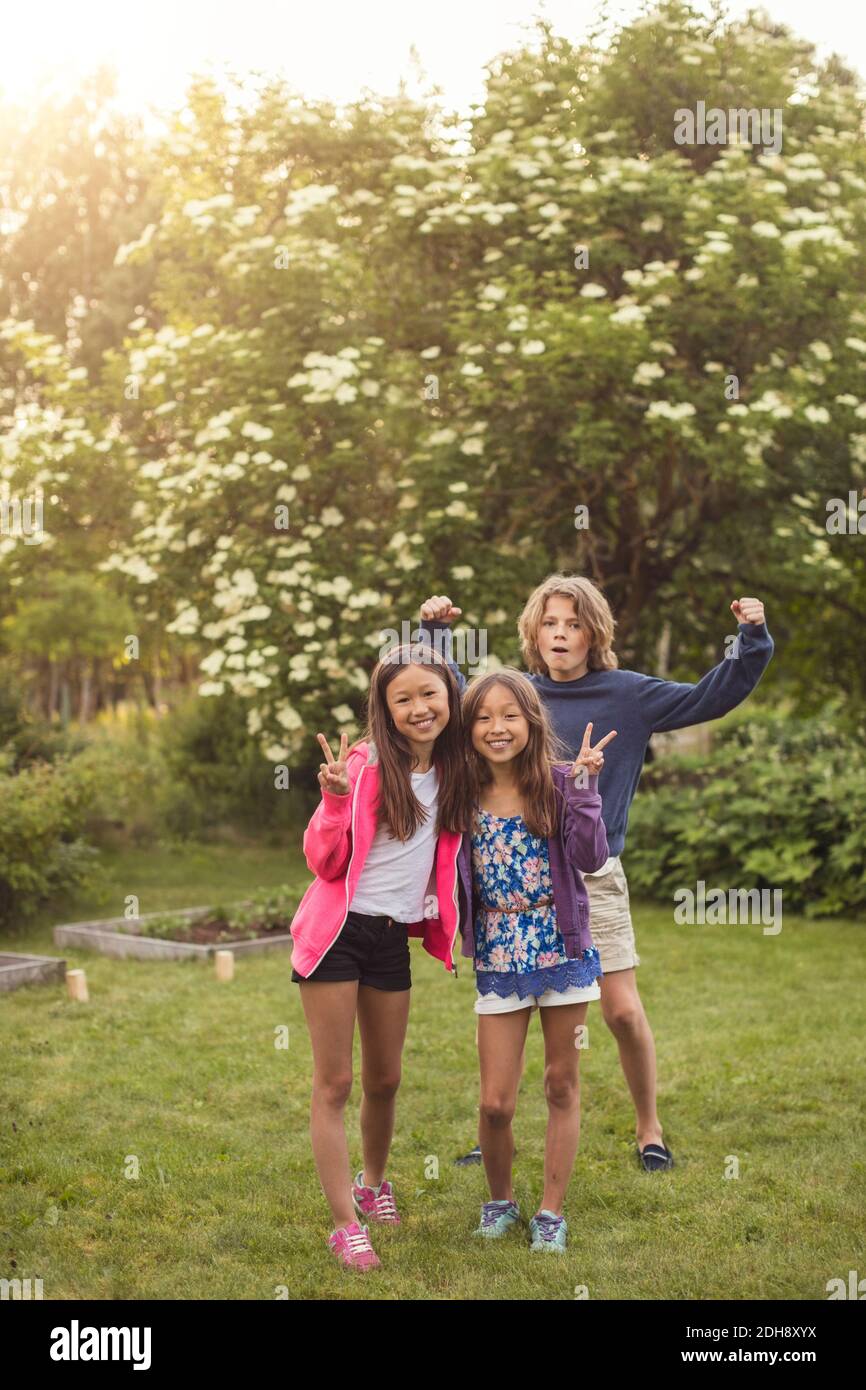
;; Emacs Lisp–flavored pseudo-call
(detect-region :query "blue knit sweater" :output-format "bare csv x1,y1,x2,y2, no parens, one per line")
418,618,774,858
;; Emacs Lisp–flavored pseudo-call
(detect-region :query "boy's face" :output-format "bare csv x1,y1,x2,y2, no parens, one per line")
470,683,530,765
537,595,591,681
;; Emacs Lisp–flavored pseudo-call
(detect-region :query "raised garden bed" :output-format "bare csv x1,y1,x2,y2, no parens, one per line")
0,952,68,992
54,887,298,962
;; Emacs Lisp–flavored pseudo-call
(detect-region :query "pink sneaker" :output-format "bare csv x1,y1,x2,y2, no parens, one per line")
328,1220,381,1270
352,1170,401,1223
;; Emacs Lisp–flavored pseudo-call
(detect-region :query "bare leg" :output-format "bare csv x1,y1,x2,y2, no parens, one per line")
470,1022,526,1150
298,980,358,1229
356,985,411,1187
538,1002,587,1215
599,968,664,1149
476,1007,532,1201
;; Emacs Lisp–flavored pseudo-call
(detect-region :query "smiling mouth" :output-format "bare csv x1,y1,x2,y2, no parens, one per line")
411,717,435,730
486,738,512,749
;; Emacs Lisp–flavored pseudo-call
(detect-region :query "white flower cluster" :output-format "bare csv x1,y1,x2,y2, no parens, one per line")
646,402,697,422
283,184,340,224
633,362,666,386
287,349,378,405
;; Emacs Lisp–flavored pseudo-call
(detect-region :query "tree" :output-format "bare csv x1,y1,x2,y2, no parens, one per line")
3,3,864,762
0,68,160,372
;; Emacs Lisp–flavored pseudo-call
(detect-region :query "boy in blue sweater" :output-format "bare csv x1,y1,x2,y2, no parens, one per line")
419,574,774,1172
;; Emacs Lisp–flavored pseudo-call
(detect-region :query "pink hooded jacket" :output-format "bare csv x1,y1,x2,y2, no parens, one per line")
289,740,463,979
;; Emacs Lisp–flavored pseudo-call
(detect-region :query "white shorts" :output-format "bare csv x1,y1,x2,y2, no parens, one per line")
474,980,601,1015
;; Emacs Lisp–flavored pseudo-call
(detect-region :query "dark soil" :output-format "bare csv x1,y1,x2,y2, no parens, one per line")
157,916,292,944
128,911,296,945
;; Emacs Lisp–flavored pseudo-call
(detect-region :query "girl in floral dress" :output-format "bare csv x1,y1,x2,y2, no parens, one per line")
455,669,615,1252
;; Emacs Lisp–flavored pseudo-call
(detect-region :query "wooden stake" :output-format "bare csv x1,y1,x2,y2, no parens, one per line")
214,950,234,981
66,968,89,1002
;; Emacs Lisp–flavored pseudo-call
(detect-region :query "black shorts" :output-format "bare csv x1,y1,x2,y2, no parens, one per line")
291,910,412,991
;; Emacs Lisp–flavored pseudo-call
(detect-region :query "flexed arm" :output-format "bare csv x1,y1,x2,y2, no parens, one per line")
637,597,774,734
417,593,467,694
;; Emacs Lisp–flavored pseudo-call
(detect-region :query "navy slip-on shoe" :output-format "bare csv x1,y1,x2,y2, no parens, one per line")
454,1143,519,1166
637,1141,675,1172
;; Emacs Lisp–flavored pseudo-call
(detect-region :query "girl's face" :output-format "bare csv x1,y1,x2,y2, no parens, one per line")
537,595,591,681
385,664,451,758
471,683,530,767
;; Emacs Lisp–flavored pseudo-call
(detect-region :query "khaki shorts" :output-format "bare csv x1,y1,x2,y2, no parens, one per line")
583,856,640,974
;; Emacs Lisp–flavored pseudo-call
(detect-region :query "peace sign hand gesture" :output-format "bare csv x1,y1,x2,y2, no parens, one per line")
316,732,350,796
571,722,617,780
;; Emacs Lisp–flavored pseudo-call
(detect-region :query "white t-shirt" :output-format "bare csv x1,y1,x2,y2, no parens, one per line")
348,766,439,922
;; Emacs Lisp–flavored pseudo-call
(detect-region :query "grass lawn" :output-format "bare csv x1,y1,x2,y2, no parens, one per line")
1,839,864,1300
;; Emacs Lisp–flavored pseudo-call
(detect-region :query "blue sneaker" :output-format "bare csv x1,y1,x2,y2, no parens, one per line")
473,1199,520,1238
529,1209,567,1252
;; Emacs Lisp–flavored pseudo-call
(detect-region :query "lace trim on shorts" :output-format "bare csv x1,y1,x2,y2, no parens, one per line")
475,947,602,999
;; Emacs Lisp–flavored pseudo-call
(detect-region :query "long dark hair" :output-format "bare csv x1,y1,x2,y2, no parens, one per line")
462,667,572,838
359,642,468,840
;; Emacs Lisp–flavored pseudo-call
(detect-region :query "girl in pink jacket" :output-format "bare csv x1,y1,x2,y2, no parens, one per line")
290,642,468,1270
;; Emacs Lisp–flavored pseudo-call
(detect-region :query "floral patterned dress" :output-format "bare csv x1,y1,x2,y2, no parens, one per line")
472,807,602,1000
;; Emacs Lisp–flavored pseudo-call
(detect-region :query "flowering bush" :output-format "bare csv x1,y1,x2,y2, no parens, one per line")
1,2,864,765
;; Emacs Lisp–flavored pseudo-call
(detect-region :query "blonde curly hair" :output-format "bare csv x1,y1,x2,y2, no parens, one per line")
518,574,618,676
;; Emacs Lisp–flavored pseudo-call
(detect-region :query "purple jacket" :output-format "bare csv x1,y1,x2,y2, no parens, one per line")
456,766,609,961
